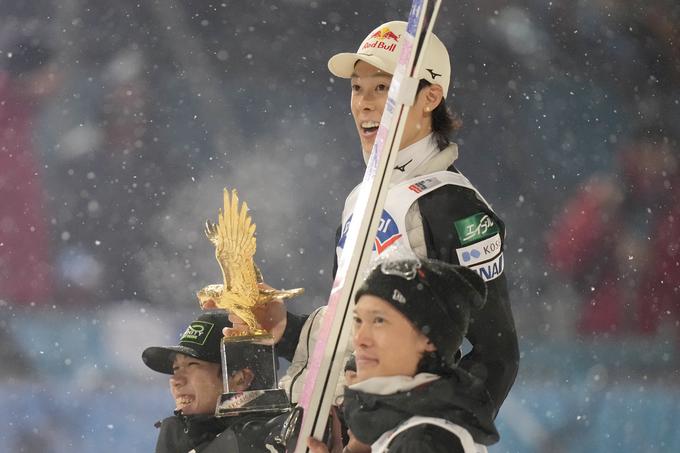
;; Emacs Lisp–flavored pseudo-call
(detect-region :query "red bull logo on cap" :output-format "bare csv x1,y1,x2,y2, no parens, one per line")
361,27,400,53
370,27,400,42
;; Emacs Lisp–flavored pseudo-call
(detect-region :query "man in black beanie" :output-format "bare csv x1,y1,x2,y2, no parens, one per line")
354,257,487,371
313,258,500,453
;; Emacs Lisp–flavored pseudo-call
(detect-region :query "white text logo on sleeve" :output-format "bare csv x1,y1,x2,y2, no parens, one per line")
455,233,502,267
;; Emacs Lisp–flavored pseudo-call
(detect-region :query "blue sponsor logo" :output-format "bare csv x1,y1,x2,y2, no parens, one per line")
338,216,352,249
338,211,402,255
462,249,482,262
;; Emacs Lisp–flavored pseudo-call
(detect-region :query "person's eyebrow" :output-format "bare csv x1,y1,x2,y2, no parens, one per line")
353,308,388,316
350,71,391,78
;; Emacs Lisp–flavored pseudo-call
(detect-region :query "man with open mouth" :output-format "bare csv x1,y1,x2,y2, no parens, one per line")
268,19,519,424
142,312,266,453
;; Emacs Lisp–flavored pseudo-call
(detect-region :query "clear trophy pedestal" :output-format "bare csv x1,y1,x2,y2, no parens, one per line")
216,333,291,417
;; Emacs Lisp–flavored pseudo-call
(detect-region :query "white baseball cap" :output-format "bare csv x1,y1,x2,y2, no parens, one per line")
328,21,451,97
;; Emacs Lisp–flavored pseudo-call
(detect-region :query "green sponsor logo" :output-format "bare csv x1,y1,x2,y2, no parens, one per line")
179,321,214,345
454,213,499,245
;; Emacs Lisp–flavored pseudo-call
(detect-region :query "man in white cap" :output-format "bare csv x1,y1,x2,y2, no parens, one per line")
327,20,454,161
234,20,519,420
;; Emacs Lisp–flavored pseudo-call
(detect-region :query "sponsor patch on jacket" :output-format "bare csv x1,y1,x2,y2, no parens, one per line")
469,253,504,282
338,211,402,255
179,321,214,345
455,233,502,266
408,176,442,194
454,213,499,245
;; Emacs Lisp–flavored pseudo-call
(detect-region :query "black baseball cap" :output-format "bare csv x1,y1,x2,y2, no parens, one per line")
142,312,230,375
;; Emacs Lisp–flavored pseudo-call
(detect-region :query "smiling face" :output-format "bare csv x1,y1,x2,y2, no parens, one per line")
350,60,442,160
169,353,223,415
352,294,435,381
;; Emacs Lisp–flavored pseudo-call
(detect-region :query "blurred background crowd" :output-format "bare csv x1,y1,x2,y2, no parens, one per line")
1,0,678,451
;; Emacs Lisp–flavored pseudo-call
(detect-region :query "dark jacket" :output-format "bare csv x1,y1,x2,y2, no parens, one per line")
154,412,277,453
417,171,518,416
342,370,499,453
155,413,229,453
278,164,519,417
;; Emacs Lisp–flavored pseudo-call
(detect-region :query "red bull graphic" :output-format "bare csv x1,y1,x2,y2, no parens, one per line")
362,27,400,53
369,27,400,41
338,211,402,256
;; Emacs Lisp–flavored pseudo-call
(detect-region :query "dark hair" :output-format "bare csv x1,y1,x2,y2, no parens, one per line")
417,79,462,150
224,342,275,390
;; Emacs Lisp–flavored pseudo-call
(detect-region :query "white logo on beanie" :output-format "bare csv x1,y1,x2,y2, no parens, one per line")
392,289,406,304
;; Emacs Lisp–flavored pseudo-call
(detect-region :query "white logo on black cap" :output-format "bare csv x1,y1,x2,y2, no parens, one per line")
179,321,214,345
392,289,406,304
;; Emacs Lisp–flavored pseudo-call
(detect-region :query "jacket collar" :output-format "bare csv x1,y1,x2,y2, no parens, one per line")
391,135,439,183
343,369,499,447
361,134,459,184
411,142,458,177
392,135,460,184
348,373,440,395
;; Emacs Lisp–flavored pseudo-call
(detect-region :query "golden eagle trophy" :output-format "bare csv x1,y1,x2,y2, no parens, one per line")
198,188,304,335
202,188,302,417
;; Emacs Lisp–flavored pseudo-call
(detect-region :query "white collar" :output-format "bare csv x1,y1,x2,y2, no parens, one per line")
362,134,440,182
348,373,441,396
391,134,440,183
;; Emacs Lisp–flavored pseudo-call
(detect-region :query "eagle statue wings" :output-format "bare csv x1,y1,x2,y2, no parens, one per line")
197,189,304,336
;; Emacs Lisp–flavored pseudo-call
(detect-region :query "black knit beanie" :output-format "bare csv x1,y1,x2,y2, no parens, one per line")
354,258,487,369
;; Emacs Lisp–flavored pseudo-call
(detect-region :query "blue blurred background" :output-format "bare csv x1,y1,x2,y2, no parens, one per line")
1,0,679,451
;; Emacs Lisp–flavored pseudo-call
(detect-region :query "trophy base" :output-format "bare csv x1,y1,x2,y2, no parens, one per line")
216,387,291,417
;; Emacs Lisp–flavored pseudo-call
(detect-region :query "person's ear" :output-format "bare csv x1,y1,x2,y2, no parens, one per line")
418,333,437,353
424,339,437,353
423,84,443,112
